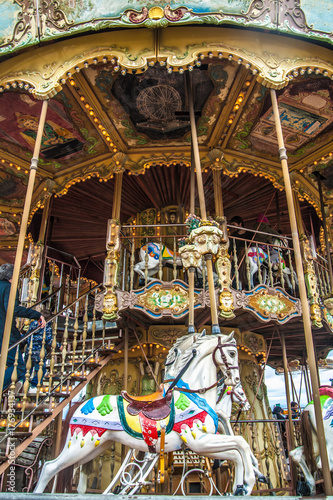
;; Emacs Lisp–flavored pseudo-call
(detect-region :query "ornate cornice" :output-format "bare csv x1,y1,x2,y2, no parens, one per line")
1,28,333,98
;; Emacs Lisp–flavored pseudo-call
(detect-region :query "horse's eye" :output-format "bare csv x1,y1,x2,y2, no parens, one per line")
229,351,236,358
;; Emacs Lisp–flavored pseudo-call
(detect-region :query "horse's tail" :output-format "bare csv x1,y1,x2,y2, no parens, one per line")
55,401,83,493
300,410,317,475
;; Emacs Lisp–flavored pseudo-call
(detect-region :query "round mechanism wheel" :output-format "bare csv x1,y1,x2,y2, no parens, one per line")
137,84,181,121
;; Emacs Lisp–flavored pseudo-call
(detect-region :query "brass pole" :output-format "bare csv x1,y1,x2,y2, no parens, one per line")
187,73,206,221
270,89,332,495
280,331,297,493
190,143,195,215
112,172,123,220
188,143,196,334
292,191,305,237
314,172,333,293
37,195,52,302
0,100,49,399
187,72,220,333
212,168,224,218
188,269,195,333
38,195,52,244
124,326,128,391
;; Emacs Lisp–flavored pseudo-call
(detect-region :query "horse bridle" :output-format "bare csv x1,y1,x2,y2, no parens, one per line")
212,337,239,372
164,337,238,395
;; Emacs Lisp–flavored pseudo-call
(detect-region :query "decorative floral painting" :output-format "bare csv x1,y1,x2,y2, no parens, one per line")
0,93,84,160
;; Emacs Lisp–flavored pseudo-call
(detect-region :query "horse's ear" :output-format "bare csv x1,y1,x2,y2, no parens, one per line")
199,329,206,338
223,330,235,343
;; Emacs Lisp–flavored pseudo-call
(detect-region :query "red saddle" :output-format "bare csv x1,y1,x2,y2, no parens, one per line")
319,385,333,399
121,388,172,420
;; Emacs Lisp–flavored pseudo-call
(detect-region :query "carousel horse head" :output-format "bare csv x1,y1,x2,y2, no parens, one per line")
164,330,240,388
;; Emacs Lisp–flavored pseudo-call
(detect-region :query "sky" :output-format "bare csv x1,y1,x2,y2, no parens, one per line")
265,350,333,410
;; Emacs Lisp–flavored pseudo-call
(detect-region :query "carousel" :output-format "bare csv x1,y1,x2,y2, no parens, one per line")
0,0,332,496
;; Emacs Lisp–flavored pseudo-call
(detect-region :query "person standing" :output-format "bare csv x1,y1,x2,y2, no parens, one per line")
0,263,45,390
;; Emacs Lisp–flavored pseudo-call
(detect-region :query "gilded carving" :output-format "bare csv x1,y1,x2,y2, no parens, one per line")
179,244,201,270
189,225,222,256
136,283,189,315
102,291,118,321
235,285,301,323
103,219,121,320
218,290,235,320
300,236,323,328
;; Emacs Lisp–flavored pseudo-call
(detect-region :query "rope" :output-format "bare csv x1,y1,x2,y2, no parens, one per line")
133,328,159,389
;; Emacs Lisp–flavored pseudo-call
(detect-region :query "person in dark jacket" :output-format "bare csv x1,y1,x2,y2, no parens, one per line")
0,263,45,390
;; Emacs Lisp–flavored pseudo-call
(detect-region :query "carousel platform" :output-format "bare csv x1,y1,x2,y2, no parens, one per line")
0,495,330,499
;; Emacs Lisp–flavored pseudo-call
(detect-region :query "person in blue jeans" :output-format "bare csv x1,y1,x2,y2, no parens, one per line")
25,310,60,391
0,263,46,391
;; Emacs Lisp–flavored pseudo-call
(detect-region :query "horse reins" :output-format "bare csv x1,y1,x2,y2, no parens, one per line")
164,338,239,395
212,337,239,372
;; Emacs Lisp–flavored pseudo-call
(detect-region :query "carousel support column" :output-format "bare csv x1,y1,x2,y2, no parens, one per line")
212,167,224,218
0,100,48,399
188,269,195,333
187,72,206,220
292,191,305,237
188,143,196,333
314,171,333,294
187,72,220,333
121,325,129,464
280,331,297,492
190,143,195,215
293,190,322,326
103,171,123,321
212,164,234,320
270,89,332,495
124,326,129,392
37,195,52,302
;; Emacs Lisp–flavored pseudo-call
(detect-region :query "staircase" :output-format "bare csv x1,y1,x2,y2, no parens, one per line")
0,284,121,484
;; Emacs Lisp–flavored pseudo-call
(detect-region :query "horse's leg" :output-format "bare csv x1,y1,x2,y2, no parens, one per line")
34,431,112,493
181,422,255,495
77,466,88,495
289,446,316,496
133,262,146,279
217,412,264,482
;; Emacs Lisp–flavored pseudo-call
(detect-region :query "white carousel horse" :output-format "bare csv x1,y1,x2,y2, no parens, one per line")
133,242,182,280
289,386,333,496
248,237,297,291
133,241,218,286
35,331,257,495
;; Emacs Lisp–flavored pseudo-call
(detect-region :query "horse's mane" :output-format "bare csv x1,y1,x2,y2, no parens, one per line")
165,332,233,378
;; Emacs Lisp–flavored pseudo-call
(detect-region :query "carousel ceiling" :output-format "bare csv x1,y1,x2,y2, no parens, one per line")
0,56,332,272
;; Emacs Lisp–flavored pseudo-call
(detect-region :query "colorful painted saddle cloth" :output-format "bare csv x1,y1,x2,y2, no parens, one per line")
69,388,218,451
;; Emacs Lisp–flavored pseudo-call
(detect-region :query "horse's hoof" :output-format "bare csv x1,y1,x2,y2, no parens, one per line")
234,485,246,495
296,480,313,496
258,476,268,484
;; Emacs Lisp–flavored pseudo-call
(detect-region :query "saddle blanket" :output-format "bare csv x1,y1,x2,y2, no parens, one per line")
69,392,211,448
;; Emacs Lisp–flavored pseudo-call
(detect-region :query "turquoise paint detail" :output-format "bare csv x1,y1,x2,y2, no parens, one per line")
81,398,95,415
176,378,218,432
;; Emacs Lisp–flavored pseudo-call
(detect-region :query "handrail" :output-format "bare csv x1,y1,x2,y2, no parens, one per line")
227,224,292,241
0,341,118,445
27,284,64,311
46,245,81,269
230,235,293,252
8,283,102,352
